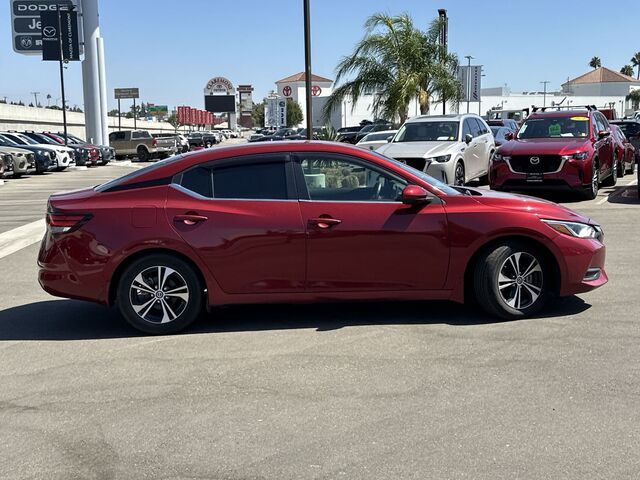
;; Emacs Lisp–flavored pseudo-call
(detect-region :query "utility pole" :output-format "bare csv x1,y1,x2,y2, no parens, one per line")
438,9,448,115
541,80,550,107
465,55,474,113
31,92,40,107
303,0,313,140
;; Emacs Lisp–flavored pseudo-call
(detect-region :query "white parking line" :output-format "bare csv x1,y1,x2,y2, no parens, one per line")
0,219,46,260
596,179,638,205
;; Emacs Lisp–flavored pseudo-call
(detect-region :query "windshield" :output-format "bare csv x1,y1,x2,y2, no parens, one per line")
2,134,28,145
25,133,57,145
518,116,589,139
95,154,185,192
0,135,19,147
363,132,395,142
394,121,459,142
614,123,640,138
67,134,85,143
13,133,38,145
369,150,460,196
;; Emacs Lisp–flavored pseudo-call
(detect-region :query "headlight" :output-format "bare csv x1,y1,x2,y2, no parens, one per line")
37,149,44,156
542,219,603,240
561,151,589,161
493,153,511,162
426,154,451,163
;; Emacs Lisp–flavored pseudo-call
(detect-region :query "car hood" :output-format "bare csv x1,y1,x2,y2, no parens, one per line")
461,187,595,224
498,138,591,156
377,141,458,158
0,145,33,155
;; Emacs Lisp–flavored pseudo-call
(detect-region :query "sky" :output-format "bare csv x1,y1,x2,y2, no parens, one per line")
1,0,639,112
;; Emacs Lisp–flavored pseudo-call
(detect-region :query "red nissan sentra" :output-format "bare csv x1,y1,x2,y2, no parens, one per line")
38,141,607,334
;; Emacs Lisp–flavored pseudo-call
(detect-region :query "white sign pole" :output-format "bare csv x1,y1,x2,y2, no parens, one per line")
80,0,105,145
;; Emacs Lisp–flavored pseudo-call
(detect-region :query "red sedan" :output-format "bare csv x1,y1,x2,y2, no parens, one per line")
38,141,607,334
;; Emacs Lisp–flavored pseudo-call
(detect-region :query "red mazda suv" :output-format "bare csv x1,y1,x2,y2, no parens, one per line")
490,107,617,199
38,142,607,334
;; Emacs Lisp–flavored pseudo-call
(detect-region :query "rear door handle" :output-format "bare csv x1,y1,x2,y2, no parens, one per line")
308,217,341,229
174,214,208,225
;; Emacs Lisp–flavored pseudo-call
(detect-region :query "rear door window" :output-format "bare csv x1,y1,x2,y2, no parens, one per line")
212,160,288,199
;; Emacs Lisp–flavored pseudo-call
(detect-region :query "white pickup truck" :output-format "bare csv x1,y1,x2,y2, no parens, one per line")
108,130,177,161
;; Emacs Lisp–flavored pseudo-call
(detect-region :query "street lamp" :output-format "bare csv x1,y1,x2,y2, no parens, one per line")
465,55,474,113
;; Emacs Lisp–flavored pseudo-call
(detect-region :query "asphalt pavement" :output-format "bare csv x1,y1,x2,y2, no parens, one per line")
0,163,639,479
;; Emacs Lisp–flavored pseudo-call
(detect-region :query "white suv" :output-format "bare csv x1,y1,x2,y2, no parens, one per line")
376,114,495,185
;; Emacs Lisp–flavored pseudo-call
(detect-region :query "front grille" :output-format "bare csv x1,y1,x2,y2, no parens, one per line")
395,157,427,171
509,155,562,173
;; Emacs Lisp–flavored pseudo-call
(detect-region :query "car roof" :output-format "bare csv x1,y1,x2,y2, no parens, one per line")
405,113,480,123
528,110,592,118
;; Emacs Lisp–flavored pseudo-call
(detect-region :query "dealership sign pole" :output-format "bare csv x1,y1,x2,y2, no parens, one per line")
114,88,139,131
40,3,81,147
303,0,313,139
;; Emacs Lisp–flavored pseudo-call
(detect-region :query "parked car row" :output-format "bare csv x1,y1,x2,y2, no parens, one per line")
0,130,114,179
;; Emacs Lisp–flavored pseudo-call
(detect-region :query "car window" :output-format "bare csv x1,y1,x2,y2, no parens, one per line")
394,121,458,142
615,123,640,137
592,114,606,135
518,116,589,139
297,154,406,202
181,166,213,198
462,119,474,138
473,118,489,135
212,158,288,200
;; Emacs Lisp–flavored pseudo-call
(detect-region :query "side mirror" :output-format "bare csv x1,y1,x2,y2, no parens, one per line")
504,131,515,141
598,130,611,139
464,133,473,144
401,185,429,205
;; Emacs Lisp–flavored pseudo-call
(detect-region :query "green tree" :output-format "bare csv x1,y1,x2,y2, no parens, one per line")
589,56,601,69
620,65,634,77
286,99,303,126
322,13,461,124
108,108,120,117
252,101,265,127
167,113,183,132
631,52,640,80
627,90,640,110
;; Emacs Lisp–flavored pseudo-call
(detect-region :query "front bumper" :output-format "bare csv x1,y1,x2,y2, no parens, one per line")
552,233,608,296
490,158,591,191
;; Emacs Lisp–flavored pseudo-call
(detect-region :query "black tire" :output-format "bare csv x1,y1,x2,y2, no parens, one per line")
137,147,150,162
205,141,213,148
474,241,550,319
601,160,617,187
116,254,203,335
582,160,599,200
454,161,465,186
626,159,636,175
617,155,625,178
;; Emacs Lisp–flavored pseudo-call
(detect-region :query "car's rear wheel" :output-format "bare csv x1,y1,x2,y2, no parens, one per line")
626,159,636,174
474,241,550,319
137,147,150,162
454,161,465,186
116,254,203,334
617,154,626,178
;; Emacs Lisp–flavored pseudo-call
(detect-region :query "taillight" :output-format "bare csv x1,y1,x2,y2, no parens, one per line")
46,212,92,234
152,139,158,147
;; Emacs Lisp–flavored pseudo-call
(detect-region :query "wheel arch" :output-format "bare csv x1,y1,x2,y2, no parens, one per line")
462,234,561,304
108,247,208,306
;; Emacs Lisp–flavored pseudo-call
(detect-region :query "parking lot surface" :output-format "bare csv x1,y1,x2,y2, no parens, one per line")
0,165,639,479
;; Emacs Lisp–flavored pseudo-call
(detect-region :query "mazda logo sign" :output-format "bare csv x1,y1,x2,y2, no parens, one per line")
530,156,540,165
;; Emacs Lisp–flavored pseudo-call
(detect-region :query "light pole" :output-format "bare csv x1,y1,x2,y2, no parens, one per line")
541,80,550,107
438,8,448,114
303,0,313,139
465,55,474,113
31,92,40,107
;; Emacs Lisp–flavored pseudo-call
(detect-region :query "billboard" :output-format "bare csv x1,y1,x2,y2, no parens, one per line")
147,105,168,116
458,65,482,102
40,9,80,61
205,95,235,113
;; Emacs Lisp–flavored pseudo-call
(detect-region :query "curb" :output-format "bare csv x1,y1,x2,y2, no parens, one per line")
69,165,88,171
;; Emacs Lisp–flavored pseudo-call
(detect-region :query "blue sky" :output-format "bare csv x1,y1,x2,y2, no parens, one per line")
1,0,638,111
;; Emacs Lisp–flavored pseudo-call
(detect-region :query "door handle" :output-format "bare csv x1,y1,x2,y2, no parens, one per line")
174,214,208,225
308,217,341,229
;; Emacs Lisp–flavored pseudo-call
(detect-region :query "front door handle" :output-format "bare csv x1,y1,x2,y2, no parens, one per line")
174,214,208,226
308,217,341,229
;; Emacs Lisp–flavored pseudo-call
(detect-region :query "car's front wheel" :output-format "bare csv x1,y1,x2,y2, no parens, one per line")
474,241,550,319
454,161,465,186
116,254,203,334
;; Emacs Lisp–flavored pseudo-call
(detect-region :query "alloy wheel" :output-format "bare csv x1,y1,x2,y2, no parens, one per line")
591,166,599,196
497,252,543,310
129,266,190,324
454,162,465,186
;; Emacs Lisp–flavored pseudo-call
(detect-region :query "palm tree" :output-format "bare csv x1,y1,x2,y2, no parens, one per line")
620,65,634,77
628,90,640,110
323,13,461,124
631,52,640,80
589,56,601,69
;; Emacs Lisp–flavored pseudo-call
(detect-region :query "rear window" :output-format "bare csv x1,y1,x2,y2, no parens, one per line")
213,162,287,199
94,155,183,192
614,123,640,137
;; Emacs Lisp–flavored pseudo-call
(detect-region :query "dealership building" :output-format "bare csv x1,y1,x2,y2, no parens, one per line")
271,66,639,129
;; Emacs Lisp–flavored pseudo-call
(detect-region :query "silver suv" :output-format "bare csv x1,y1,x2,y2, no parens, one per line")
376,113,495,185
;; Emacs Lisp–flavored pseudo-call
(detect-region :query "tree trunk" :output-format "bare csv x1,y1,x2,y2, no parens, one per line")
419,89,430,115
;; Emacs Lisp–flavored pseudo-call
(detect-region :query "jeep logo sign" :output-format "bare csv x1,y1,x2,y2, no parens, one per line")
10,0,80,55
